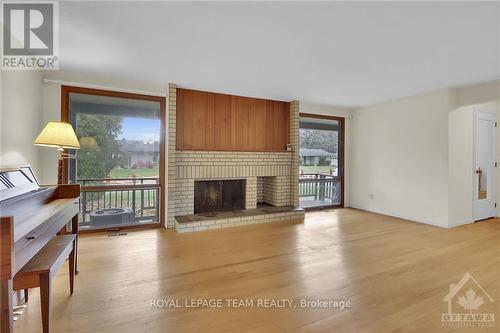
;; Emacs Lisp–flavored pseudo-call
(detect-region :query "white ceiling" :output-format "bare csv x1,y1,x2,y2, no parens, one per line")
59,1,500,108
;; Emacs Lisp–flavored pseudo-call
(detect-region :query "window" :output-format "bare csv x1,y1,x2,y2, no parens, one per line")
63,87,165,229
299,114,344,208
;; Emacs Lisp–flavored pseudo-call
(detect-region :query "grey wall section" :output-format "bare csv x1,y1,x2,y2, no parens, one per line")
0,71,43,177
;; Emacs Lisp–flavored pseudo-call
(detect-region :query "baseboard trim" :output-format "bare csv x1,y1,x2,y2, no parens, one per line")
448,219,474,228
349,204,448,228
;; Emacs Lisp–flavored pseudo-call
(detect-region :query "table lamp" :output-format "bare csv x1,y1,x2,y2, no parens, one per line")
34,121,80,184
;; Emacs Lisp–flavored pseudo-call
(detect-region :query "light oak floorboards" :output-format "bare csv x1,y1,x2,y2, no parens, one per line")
14,209,500,333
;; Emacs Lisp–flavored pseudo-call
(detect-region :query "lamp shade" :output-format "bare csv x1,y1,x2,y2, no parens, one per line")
34,121,80,149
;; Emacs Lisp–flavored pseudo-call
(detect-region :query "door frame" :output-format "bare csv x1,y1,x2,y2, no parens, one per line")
299,113,345,210
61,85,167,229
472,106,497,221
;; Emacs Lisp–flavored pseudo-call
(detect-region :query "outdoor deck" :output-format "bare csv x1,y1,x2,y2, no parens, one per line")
78,176,160,229
299,173,341,208
299,196,339,208
76,172,340,229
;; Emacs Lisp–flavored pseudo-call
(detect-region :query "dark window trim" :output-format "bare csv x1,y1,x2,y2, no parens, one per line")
299,112,345,210
61,85,166,228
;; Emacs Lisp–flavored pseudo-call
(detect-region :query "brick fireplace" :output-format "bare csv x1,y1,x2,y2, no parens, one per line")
166,84,304,231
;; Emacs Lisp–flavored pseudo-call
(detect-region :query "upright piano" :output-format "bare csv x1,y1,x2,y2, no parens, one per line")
0,165,80,333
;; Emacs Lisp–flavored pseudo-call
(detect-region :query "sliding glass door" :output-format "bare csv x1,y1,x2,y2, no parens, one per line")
299,114,344,209
63,87,165,230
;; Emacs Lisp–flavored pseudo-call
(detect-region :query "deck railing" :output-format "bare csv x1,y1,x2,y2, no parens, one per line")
77,174,337,225
299,173,340,204
77,177,160,226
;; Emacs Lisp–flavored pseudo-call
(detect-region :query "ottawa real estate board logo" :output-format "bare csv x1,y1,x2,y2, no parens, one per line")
442,272,495,328
1,1,58,70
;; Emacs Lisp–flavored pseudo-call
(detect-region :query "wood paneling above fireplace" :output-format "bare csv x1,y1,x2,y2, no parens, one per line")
176,88,290,151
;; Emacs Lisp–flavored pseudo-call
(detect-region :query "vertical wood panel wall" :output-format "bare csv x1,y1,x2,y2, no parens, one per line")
176,88,290,151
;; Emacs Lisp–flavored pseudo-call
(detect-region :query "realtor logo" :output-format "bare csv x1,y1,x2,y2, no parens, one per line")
1,1,58,70
442,272,495,328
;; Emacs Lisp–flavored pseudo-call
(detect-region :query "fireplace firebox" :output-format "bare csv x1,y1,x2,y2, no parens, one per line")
194,179,246,214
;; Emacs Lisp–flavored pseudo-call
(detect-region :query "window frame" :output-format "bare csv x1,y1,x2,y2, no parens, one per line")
61,85,166,230
299,113,345,210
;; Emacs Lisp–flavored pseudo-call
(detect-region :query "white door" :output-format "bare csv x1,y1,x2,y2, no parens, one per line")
473,109,497,221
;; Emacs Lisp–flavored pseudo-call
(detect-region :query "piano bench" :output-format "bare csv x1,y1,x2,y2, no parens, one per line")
13,234,77,333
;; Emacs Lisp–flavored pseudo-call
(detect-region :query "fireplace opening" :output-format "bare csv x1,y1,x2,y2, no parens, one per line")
194,179,246,214
257,176,278,206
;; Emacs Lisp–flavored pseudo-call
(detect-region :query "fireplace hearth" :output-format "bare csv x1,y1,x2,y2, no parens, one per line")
194,179,246,214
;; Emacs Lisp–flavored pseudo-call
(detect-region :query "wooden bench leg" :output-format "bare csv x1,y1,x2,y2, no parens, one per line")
71,215,79,275
1,279,14,333
40,273,51,333
69,241,76,295
24,288,29,303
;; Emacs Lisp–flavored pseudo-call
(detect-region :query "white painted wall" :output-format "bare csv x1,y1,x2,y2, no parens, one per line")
350,89,453,227
350,80,499,228
0,71,44,177
457,80,500,107
448,105,474,226
496,102,500,218
299,102,353,207
447,79,499,226
447,79,499,224
39,80,62,184
299,102,352,119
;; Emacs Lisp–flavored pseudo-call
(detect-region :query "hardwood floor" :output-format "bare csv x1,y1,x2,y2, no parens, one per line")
14,209,500,333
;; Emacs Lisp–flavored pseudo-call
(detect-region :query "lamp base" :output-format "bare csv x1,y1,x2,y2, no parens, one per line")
58,158,63,185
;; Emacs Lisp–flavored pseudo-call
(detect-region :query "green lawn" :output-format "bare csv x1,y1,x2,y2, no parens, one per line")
109,167,159,178
299,165,336,174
